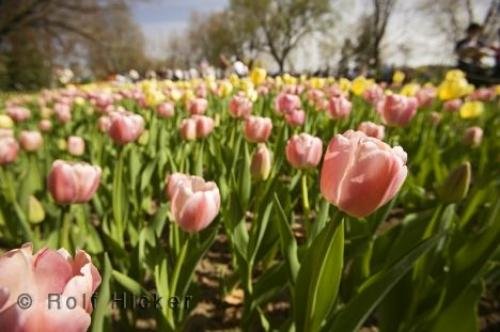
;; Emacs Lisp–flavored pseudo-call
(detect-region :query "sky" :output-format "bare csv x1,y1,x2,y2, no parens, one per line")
131,0,493,71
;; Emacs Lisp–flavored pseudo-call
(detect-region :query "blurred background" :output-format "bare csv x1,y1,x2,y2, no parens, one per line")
0,0,498,90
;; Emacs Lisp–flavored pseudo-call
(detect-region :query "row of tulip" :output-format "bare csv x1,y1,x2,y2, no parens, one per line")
0,69,499,331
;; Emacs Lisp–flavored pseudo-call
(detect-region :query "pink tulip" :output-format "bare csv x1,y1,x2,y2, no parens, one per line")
284,109,306,127
6,106,31,122
251,144,272,180
54,103,72,124
156,102,175,118
193,115,215,139
19,130,43,152
285,133,323,169
188,98,208,115
378,94,418,127
97,116,111,133
67,136,85,156
0,243,101,332
228,94,253,119
0,136,19,165
244,116,272,143
179,118,197,141
357,121,385,140
469,87,495,101
463,126,483,147
362,85,384,105
320,130,408,218
166,173,220,232
47,160,101,204
415,87,436,107
328,95,352,119
275,92,301,114
108,112,144,145
443,99,462,112
38,120,53,132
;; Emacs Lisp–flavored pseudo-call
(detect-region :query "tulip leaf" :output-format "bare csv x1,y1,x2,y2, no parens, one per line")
248,201,273,264
328,234,441,332
91,254,112,332
239,142,252,209
294,217,344,332
428,282,482,332
273,194,299,284
140,160,157,192
112,270,143,296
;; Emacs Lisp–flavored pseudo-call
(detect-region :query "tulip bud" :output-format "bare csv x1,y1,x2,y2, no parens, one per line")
166,173,221,232
180,118,197,141
28,195,45,223
67,136,85,156
47,160,101,204
250,144,272,180
438,162,471,203
284,109,305,127
275,92,301,114
462,126,483,148
443,99,462,112
286,133,323,169
19,130,43,152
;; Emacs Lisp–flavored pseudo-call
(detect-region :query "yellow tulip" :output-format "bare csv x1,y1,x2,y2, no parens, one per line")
400,83,420,96
459,101,484,119
351,76,374,96
338,78,351,92
393,70,405,84
218,80,234,97
250,67,267,86
0,114,14,128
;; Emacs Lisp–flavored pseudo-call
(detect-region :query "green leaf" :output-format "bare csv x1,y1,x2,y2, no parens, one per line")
112,270,143,296
91,254,112,332
429,283,482,332
273,194,300,284
294,218,344,332
248,201,273,263
239,142,251,209
329,234,441,332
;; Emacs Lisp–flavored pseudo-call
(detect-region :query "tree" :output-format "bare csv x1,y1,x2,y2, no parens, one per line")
229,0,332,73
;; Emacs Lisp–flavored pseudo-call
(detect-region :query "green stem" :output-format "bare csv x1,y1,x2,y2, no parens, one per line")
301,173,311,238
59,205,72,250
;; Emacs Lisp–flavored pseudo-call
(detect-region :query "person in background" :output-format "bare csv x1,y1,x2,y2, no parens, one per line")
455,23,491,75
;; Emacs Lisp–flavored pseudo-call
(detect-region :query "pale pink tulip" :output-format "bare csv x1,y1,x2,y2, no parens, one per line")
275,92,301,114
166,173,220,232
156,102,175,118
97,116,111,133
362,85,384,105
38,120,53,132
179,118,197,141
19,131,43,152
251,144,272,180
244,116,272,143
228,94,253,119
443,99,462,112
47,160,101,204
188,98,208,115
378,94,418,127
0,243,101,332
6,106,31,122
463,126,483,147
415,87,437,107
284,109,306,127
469,87,495,101
0,136,19,165
67,136,85,156
285,133,323,169
328,95,352,119
193,115,215,138
357,121,385,140
108,112,144,145
320,130,408,218
54,103,72,124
